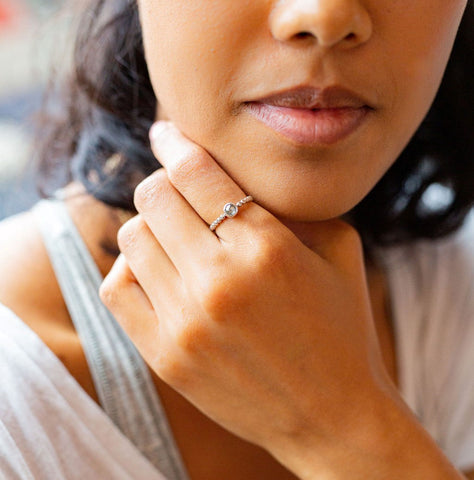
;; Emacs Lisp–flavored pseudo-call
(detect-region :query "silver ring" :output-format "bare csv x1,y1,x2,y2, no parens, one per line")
209,196,253,232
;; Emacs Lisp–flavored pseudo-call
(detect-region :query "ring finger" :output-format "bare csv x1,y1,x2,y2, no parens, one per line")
149,121,271,240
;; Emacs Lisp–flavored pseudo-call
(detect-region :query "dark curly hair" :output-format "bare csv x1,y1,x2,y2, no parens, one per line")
36,0,474,249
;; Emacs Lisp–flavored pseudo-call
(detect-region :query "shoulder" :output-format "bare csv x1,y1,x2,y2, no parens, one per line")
0,191,122,341
0,209,74,341
0,195,123,402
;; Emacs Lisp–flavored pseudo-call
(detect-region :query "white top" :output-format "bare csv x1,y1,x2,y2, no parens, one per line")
0,213,473,477
0,303,165,480
377,212,474,471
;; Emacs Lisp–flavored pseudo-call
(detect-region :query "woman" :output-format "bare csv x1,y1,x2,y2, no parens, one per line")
0,0,473,478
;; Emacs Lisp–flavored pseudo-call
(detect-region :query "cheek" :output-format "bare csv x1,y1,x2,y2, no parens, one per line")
381,1,466,130
139,1,265,134
140,5,214,120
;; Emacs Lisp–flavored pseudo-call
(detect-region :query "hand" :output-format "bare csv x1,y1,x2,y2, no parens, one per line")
100,122,461,479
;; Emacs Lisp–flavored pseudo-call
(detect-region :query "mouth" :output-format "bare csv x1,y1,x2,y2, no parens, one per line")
244,85,374,146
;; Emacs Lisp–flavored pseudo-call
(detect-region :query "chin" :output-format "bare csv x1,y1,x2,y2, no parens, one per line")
255,194,360,223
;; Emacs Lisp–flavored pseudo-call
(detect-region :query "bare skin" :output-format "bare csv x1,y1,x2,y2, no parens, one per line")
2,188,473,479
100,126,467,479
111,2,471,475
0,186,397,480
2,1,472,477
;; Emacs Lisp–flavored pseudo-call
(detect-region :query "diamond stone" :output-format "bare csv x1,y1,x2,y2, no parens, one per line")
224,203,238,218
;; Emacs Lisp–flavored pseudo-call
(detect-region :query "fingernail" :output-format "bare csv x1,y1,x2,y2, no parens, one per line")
149,121,167,144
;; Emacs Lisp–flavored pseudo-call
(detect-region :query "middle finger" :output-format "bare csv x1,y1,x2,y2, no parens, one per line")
134,169,220,277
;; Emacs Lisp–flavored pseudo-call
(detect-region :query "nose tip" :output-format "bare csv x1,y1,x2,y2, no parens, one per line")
270,0,373,49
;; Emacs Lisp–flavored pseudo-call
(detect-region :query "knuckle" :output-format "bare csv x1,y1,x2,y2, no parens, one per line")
98,279,114,307
133,170,169,212
154,351,185,386
175,321,211,355
207,248,230,272
327,220,365,270
99,275,123,309
152,343,193,390
198,273,236,319
116,224,132,253
253,232,289,270
196,235,291,318
337,222,363,251
167,146,210,186
199,280,227,316
116,216,145,253
322,219,363,251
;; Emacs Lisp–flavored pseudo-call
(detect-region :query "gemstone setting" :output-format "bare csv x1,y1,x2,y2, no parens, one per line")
224,203,238,218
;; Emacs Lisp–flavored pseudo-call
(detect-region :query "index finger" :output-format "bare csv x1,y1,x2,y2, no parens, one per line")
149,121,266,239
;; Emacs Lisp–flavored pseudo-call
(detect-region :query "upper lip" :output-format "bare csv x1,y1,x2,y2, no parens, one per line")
249,85,371,110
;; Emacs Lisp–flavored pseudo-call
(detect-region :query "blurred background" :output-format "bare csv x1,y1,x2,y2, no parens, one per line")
0,0,67,220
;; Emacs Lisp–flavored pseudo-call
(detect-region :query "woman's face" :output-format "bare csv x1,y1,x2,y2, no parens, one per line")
138,0,467,221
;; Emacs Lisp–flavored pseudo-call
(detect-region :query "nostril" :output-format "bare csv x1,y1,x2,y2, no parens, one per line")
294,30,358,44
270,4,373,48
295,31,314,39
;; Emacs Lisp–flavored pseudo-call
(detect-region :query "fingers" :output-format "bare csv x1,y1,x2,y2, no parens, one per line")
133,169,220,276
148,121,269,239
100,254,161,359
116,214,182,307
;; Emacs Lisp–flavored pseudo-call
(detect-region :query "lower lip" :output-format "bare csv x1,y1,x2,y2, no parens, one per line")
245,103,370,145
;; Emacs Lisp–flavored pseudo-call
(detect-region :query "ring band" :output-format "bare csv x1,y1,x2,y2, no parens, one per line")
209,196,253,232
